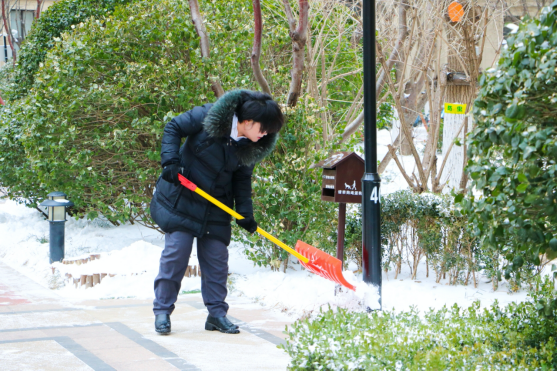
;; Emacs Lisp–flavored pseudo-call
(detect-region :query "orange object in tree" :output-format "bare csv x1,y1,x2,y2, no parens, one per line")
178,174,357,291
448,1,464,22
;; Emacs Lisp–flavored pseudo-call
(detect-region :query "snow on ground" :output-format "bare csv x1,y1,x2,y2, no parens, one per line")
0,128,544,318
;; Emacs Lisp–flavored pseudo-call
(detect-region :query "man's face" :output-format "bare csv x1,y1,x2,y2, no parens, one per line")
242,120,267,142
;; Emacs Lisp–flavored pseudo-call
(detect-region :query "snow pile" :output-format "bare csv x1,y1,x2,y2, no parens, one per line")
0,128,544,317
229,266,379,316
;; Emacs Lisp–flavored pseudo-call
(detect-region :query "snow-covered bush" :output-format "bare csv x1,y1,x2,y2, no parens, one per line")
280,277,557,370
341,190,544,289
342,190,479,284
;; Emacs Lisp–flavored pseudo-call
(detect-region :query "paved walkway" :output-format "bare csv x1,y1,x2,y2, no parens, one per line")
0,262,293,370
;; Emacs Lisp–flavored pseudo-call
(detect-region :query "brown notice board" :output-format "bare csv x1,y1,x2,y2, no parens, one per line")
312,152,365,203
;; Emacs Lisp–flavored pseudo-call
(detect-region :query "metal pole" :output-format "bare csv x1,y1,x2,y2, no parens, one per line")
3,35,7,63
337,202,346,264
361,0,382,309
49,221,65,263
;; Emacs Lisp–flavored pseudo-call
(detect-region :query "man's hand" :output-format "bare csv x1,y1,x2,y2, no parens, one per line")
236,216,258,234
162,163,183,185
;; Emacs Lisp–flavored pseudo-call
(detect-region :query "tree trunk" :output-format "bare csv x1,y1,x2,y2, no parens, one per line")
441,10,480,191
1,0,17,64
341,0,409,144
251,0,271,95
282,0,309,107
188,0,224,98
35,0,43,19
0,94,4,105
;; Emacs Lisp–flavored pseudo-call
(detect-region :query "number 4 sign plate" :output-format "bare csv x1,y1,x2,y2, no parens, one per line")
370,186,380,203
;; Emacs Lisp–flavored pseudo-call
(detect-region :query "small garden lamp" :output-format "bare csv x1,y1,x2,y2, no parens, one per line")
40,192,74,263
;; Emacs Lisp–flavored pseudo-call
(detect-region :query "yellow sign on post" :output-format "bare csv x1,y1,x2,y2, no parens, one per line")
444,103,467,114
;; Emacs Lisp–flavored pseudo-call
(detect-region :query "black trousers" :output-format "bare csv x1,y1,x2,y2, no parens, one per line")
153,231,229,317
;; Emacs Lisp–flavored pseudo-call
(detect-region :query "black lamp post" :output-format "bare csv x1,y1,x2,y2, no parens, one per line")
40,192,74,264
361,0,382,309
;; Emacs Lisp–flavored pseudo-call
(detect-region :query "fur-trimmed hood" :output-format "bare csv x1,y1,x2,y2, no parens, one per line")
202,90,278,166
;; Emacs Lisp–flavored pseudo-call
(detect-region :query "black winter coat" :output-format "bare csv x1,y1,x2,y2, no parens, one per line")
150,90,277,245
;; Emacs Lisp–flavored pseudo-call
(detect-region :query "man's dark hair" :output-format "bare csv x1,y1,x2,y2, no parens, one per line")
238,91,284,134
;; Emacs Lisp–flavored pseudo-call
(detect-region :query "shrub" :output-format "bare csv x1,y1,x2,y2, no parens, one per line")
341,189,547,289
9,0,132,100
1,0,364,268
457,2,557,280
1,0,259,226
341,191,482,285
280,277,557,370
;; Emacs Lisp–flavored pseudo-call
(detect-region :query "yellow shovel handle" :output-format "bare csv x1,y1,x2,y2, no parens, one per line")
194,187,309,264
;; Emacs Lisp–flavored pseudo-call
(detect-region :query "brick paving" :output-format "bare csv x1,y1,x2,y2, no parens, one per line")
0,261,292,371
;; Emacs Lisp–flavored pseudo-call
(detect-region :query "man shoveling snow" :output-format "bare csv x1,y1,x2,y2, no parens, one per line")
150,90,284,335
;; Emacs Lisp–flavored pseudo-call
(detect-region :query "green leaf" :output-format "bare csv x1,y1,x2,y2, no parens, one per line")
516,183,529,193
513,255,524,268
550,238,557,252
505,104,519,118
523,146,536,159
517,173,528,183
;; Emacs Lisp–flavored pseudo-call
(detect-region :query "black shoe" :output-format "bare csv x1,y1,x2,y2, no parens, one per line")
205,315,240,334
155,314,171,335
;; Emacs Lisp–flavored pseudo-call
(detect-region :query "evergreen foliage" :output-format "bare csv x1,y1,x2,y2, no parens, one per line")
1,0,256,225
280,277,557,370
0,0,361,262
457,1,557,280
342,190,548,289
10,0,131,100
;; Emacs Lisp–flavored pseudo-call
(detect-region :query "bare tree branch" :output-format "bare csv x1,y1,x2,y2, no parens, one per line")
476,7,489,68
328,68,362,83
188,0,224,98
377,40,427,190
282,0,309,107
396,10,417,103
340,0,409,144
1,0,17,64
387,144,416,189
341,110,364,140
378,133,399,174
251,0,271,95
281,0,296,32
35,0,43,19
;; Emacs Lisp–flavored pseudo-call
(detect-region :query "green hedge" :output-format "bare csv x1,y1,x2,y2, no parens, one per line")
9,0,132,100
0,0,260,225
341,190,543,290
280,277,557,370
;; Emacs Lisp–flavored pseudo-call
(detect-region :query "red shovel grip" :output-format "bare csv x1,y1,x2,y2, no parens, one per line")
178,174,197,192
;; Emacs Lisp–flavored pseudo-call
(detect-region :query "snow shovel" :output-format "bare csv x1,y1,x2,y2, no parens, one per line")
178,174,356,291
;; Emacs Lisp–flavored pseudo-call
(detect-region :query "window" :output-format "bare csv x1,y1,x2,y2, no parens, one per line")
3,9,35,63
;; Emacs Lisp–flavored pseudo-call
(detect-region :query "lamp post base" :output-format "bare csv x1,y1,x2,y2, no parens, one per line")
49,221,66,264
362,172,381,308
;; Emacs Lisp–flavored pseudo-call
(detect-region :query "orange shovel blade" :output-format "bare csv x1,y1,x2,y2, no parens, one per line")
295,240,356,291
